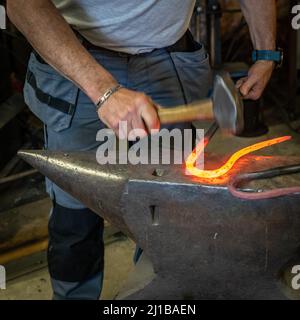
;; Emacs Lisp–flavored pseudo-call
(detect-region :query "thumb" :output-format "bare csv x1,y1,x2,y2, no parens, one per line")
239,75,257,97
235,77,247,89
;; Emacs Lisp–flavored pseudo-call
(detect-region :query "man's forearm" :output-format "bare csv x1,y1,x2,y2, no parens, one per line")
240,0,276,50
7,0,117,103
236,1,277,100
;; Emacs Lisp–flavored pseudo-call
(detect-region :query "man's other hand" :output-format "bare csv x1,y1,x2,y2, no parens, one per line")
236,61,275,100
98,88,160,140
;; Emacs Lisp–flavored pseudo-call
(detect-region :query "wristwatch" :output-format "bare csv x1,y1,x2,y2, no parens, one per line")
252,48,284,68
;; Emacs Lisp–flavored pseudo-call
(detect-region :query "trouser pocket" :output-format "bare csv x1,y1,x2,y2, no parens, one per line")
23,53,79,132
169,43,213,103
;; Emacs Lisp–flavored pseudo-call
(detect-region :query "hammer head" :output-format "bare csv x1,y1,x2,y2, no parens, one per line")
212,71,244,135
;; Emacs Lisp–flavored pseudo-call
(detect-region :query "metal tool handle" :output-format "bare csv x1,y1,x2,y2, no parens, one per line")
158,98,213,124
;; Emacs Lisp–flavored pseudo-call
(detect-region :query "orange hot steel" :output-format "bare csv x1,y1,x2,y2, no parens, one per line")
185,136,292,179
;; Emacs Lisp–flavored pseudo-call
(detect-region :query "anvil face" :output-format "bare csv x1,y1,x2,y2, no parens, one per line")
19,150,300,300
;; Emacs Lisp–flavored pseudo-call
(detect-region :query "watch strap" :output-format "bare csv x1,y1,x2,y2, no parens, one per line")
252,50,282,63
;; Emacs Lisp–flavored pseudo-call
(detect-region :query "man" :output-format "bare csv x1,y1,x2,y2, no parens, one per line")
7,0,279,300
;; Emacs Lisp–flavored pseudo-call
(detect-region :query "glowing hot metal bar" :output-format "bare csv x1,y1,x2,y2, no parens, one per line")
185,136,292,179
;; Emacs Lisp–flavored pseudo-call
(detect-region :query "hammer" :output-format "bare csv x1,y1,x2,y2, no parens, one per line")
158,71,244,135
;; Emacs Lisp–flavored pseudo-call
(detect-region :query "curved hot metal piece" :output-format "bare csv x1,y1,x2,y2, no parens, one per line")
185,136,291,179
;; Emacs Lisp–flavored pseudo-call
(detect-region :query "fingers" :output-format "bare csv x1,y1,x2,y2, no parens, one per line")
236,61,274,101
129,95,159,139
98,89,160,140
243,85,263,101
235,77,247,90
236,75,263,100
238,76,264,100
140,101,160,134
128,117,148,141
239,75,258,98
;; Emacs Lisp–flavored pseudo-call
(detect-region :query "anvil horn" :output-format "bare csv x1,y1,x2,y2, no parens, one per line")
18,150,131,235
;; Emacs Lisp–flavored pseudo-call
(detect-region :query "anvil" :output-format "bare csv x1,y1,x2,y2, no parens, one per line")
18,149,300,300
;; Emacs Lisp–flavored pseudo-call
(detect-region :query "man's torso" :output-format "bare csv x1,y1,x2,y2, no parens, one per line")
52,0,196,54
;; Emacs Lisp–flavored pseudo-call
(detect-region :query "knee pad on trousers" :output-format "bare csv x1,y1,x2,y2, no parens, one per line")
48,202,104,282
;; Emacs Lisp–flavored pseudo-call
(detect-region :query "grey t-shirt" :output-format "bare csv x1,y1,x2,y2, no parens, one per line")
52,0,196,54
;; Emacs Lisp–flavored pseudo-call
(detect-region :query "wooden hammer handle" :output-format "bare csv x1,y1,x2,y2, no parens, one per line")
158,98,214,124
